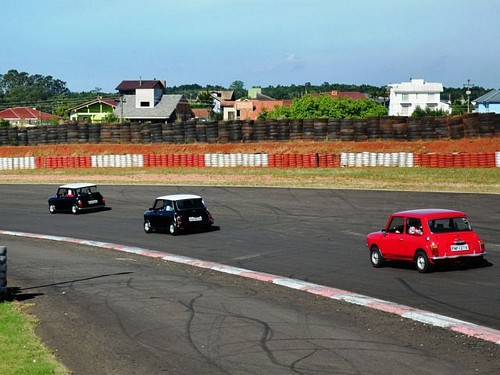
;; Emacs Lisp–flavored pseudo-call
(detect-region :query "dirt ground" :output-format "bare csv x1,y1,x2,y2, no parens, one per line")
0,138,498,157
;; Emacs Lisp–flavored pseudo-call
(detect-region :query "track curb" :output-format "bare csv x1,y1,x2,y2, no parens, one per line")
2,229,499,346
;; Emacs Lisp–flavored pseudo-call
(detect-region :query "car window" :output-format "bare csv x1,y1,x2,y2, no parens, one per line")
406,218,422,235
152,200,164,210
78,187,92,195
428,217,472,233
164,200,173,211
387,216,405,233
176,198,205,210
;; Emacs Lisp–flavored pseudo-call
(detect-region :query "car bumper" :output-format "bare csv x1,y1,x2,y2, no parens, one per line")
431,252,486,261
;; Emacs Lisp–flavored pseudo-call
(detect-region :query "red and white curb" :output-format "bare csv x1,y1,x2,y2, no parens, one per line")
2,229,499,345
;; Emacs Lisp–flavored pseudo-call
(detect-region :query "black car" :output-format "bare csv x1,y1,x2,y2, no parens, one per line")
144,194,214,235
48,183,106,214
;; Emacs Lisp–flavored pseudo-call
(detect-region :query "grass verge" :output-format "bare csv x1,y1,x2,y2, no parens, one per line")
0,301,68,375
0,167,499,193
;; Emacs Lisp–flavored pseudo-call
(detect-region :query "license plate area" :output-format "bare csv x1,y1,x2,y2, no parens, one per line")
88,200,98,205
451,244,469,251
189,216,202,222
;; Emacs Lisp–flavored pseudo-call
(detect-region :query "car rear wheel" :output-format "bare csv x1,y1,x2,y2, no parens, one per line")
71,204,79,215
169,223,178,236
415,251,431,273
49,204,56,214
144,220,153,233
370,246,384,268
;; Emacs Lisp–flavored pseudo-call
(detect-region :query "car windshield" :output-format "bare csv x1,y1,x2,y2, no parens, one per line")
428,217,472,233
175,198,205,210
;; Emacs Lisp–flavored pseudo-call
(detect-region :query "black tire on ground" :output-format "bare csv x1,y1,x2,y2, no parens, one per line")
415,251,431,273
370,246,384,268
144,220,153,233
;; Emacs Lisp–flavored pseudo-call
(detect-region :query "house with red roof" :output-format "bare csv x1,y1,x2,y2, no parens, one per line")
69,97,119,123
0,107,60,126
314,90,367,100
221,88,292,120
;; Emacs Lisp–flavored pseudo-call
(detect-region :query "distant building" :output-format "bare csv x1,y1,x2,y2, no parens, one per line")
114,79,192,123
388,78,451,116
472,89,500,113
210,91,235,114
317,90,367,100
191,107,211,121
0,107,60,126
69,97,118,123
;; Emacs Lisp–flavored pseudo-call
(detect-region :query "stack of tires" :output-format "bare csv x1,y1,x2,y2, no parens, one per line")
0,127,10,146
89,123,102,143
66,123,79,143
327,118,341,141
241,120,254,142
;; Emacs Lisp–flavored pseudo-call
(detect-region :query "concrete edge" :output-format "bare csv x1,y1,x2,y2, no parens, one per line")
2,229,499,346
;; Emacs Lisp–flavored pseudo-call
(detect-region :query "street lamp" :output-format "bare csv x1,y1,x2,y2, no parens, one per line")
463,79,473,113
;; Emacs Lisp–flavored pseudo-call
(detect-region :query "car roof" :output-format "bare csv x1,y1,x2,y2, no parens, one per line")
156,194,202,201
59,183,97,189
393,208,466,219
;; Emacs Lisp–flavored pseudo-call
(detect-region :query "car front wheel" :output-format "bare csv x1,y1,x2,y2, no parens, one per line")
71,204,79,215
370,246,384,268
49,204,56,214
415,251,431,273
144,220,153,233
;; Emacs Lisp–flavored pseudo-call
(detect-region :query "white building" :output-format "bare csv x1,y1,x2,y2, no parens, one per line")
388,78,451,116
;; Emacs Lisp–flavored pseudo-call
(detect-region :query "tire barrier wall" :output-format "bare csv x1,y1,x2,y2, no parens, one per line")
0,246,7,298
0,152,499,170
0,113,499,146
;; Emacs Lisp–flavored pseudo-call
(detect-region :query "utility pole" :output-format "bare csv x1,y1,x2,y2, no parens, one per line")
463,79,473,113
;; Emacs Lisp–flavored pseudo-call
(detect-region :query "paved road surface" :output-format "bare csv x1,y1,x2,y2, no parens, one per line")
1,185,498,329
5,236,499,375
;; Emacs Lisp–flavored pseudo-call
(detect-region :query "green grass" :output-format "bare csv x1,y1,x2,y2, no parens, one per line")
0,302,68,375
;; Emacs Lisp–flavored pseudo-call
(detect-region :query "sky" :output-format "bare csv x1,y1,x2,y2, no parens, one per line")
2,0,499,93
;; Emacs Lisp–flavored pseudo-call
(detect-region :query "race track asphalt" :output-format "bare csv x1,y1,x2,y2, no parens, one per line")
1,184,499,374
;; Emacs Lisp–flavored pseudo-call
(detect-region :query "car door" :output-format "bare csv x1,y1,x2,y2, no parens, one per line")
157,200,174,230
56,188,73,211
401,217,424,260
149,199,174,230
382,216,406,258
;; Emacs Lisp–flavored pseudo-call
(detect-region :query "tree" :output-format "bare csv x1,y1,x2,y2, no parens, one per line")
229,80,246,99
196,90,213,106
411,106,449,117
260,94,387,120
0,69,69,112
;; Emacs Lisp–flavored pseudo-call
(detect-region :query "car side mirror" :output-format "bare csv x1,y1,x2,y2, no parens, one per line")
382,229,387,235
